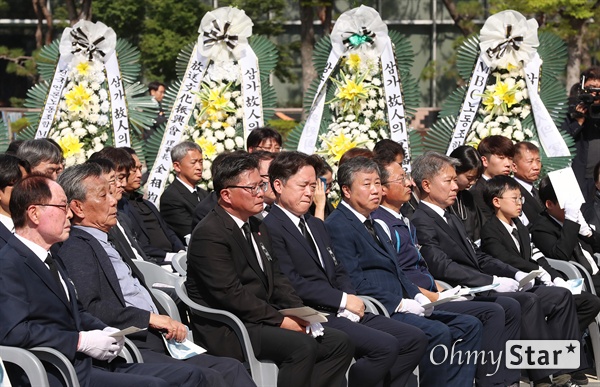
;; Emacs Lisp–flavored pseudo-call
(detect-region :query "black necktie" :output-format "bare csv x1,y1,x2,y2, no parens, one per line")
45,253,66,296
364,219,383,248
299,217,318,256
511,228,522,251
242,223,256,258
531,186,542,206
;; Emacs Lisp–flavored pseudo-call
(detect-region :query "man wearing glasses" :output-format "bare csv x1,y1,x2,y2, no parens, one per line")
186,152,353,387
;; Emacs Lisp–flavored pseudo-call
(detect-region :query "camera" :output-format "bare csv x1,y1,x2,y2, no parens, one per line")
578,87,600,120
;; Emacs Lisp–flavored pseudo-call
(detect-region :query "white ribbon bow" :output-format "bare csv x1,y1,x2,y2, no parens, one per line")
198,7,253,62
59,20,117,63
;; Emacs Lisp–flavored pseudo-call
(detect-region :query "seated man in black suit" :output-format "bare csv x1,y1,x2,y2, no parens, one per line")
531,175,600,294
471,135,515,222
583,160,600,231
186,152,353,387
0,154,29,248
56,163,255,387
512,142,544,227
0,175,204,387
372,154,522,387
325,156,482,387
264,151,427,387
160,141,208,244
119,147,185,264
481,175,600,385
410,151,582,387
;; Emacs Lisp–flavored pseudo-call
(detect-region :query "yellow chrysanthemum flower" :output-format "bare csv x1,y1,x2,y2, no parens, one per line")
338,80,366,101
76,61,92,77
346,53,361,72
64,84,92,114
57,134,83,158
323,132,358,162
481,77,518,114
195,137,217,158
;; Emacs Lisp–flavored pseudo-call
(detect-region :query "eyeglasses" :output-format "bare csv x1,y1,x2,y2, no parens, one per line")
385,174,412,185
227,181,269,196
33,203,70,213
498,196,525,204
255,145,282,153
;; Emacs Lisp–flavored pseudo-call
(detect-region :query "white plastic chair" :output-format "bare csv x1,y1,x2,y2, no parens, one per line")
0,346,49,386
174,279,279,387
171,252,187,276
29,347,80,387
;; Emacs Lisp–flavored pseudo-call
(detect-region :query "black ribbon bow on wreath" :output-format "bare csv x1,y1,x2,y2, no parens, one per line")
70,27,107,61
203,20,239,50
485,24,524,60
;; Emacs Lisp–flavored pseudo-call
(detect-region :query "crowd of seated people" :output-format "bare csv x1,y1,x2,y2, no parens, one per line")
2,130,600,387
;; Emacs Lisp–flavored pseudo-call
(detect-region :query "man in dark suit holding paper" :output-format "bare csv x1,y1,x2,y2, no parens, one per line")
55,163,254,387
186,152,353,387
264,151,427,387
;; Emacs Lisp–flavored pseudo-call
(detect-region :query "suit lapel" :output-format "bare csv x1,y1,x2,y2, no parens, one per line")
251,219,272,292
339,205,389,256
307,215,338,282
515,219,531,259
174,179,199,209
491,217,522,257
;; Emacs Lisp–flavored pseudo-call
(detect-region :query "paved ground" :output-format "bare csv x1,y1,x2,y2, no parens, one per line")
518,372,600,386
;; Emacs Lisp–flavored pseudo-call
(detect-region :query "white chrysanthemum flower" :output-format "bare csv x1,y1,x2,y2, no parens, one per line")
363,110,373,118
367,100,378,109
345,114,356,122
73,128,87,137
235,136,244,148
214,130,226,140
524,129,533,137
513,130,525,141
477,126,489,138
368,130,378,139
374,111,385,120
224,138,235,150
203,168,212,180
490,127,502,136
100,101,110,113
99,89,108,100
58,121,69,129
224,127,236,138
211,121,223,129
97,115,109,126
357,133,369,142
349,122,359,129
100,133,108,141
87,125,98,134
378,100,385,109
71,120,83,129
216,143,225,153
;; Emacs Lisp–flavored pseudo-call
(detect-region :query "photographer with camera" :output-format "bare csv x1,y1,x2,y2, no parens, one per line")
565,66,600,201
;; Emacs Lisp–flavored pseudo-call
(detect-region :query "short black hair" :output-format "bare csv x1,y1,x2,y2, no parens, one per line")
213,152,258,196
477,135,515,159
16,139,63,168
246,127,282,149
482,175,520,209
373,139,405,163
538,176,557,205
450,145,483,175
86,158,116,174
251,150,276,163
90,147,134,174
148,81,165,93
6,140,23,155
269,151,323,192
11,175,53,229
0,154,30,190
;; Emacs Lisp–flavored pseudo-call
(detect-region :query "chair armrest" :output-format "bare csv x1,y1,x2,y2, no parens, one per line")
151,288,183,323
133,260,180,287
172,252,187,276
0,346,49,387
357,295,390,317
29,347,79,387
120,338,144,363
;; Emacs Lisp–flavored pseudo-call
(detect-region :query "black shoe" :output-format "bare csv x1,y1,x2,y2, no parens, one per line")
571,371,588,385
552,380,581,387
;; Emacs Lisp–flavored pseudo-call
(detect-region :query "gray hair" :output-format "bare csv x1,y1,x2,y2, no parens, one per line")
57,163,103,202
171,141,202,163
16,139,63,168
412,151,460,191
337,156,380,192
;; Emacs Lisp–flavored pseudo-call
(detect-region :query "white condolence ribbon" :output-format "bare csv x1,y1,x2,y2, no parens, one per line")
199,7,262,140
146,44,209,205
524,54,570,157
446,10,568,156
446,55,490,155
36,20,130,146
300,5,408,156
147,7,261,205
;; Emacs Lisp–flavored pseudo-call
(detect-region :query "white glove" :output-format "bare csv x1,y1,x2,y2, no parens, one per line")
78,330,122,361
553,277,568,287
538,268,553,286
414,293,434,317
438,285,462,300
337,309,360,323
398,299,426,317
306,322,324,338
563,200,581,222
515,271,534,291
577,211,593,237
493,276,519,293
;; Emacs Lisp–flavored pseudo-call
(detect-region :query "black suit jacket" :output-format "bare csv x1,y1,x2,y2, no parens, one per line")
583,193,600,232
481,216,561,279
324,203,420,315
160,179,208,243
0,221,11,249
516,182,544,226
530,211,600,273
185,205,304,359
0,235,106,383
192,191,218,232
55,227,168,352
118,195,185,263
469,178,493,223
263,206,355,312
411,202,519,287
